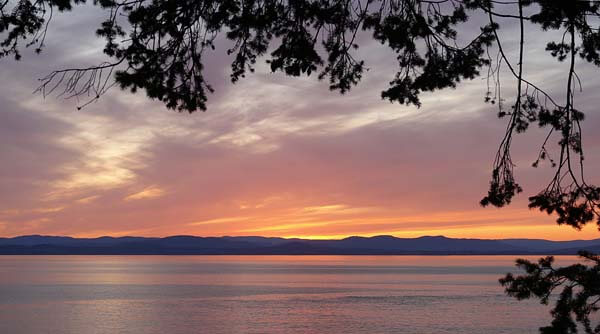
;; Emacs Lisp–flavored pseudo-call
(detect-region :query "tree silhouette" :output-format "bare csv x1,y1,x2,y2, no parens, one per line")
500,251,600,334
2,0,600,331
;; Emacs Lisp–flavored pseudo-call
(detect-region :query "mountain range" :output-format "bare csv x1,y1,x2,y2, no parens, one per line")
1,235,600,255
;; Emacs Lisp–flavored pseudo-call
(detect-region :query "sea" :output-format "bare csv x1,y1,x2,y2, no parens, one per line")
0,255,578,334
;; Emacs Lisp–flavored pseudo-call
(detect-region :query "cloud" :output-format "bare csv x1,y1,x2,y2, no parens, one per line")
124,186,166,201
32,207,65,214
76,195,100,204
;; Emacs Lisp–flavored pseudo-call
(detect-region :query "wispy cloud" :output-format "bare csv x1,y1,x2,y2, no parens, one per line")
124,186,165,201
32,206,65,214
76,195,100,204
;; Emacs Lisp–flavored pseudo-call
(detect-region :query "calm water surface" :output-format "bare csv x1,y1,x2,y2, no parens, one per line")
0,255,576,333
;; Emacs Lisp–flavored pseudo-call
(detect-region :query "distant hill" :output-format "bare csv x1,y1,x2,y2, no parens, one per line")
1,235,599,255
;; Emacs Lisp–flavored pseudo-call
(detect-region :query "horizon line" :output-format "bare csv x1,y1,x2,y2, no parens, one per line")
3,233,600,242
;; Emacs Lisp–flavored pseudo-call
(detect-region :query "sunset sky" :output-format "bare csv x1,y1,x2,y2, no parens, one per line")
1,5,600,240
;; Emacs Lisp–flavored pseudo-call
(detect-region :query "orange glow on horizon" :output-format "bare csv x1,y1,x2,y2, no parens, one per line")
53,205,600,241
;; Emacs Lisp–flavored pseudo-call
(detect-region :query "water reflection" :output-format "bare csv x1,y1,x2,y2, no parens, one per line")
0,255,570,333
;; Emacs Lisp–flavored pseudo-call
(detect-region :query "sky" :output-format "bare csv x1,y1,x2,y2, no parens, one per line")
1,4,600,240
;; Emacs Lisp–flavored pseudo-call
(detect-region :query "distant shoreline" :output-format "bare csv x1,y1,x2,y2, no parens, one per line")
0,253,584,256
1,234,598,255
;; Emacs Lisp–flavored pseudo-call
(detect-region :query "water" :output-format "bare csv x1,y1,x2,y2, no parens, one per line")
0,255,573,333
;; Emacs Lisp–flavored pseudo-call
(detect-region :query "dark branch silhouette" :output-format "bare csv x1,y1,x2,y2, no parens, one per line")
500,252,600,334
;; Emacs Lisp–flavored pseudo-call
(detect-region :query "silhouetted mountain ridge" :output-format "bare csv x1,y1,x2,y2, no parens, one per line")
1,235,599,255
